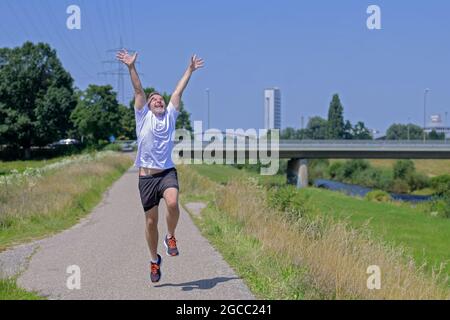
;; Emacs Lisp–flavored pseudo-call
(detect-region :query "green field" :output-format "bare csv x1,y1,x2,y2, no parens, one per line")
299,188,450,274
331,159,450,178
189,164,450,276
0,157,66,175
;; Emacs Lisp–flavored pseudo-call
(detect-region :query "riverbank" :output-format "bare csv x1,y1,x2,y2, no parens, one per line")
181,164,450,299
314,179,433,203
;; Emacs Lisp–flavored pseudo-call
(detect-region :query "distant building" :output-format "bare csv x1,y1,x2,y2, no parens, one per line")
264,88,281,130
429,114,442,127
425,114,450,137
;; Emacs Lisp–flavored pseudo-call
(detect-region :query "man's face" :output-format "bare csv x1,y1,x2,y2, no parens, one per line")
148,94,166,116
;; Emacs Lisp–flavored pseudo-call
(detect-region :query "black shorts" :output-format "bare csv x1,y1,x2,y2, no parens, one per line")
138,168,179,212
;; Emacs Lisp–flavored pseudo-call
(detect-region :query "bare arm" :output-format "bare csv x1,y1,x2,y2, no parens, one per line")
116,49,146,110
171,55,204,111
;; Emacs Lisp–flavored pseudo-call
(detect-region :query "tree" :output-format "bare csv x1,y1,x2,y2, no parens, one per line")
386,123,423,140
281,127,299,140
327,94,345,139
343,120,353,140
70,85,120,145
352,121,372,140
305,116,328,140
117,104,136,140
0,42,76,158
428,130,445,140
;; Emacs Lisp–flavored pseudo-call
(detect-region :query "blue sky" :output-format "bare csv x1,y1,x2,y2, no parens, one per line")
1,0,449,134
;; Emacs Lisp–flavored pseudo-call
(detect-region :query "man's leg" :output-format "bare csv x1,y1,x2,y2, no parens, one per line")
163,188,180,237
145,206,159,262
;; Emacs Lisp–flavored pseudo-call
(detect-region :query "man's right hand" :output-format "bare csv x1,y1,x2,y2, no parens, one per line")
116,49,137,68
118,49,146,109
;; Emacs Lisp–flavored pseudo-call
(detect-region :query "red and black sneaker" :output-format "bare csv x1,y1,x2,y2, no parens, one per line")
164,235,179,256
150,254,162,283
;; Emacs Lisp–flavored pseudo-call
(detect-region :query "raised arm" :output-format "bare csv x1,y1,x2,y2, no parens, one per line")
171,55,204,111
116,49,146,110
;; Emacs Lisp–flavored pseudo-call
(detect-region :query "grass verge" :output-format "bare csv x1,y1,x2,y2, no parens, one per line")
0,278,43,300
0,152,133,299
0,152,132,250
179,164,450,299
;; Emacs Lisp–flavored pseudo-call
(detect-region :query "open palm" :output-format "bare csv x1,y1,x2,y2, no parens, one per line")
189,55,204,72
116,49,137,67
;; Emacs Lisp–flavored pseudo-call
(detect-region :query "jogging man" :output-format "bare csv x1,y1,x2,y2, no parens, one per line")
117,49,204,283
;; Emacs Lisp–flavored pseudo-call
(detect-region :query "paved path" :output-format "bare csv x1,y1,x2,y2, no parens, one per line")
2,166,254,300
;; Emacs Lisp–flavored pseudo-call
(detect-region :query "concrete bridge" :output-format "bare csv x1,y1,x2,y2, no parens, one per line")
176,139,450,188
278,140,450,188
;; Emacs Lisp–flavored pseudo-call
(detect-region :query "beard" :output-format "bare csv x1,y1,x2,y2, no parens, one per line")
151,105,166,116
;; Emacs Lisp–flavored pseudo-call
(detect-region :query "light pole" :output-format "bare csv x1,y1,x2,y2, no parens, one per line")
423,88,430,142
206,88,210,130
446,111,449,143
407,117,411,141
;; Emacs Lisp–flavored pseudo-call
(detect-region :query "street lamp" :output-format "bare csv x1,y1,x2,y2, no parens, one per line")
423,88,430,142
206,88,210,130
407,117,411,141
446,111,449,143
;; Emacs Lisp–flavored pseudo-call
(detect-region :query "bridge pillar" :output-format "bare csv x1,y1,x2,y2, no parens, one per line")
287,158,309,188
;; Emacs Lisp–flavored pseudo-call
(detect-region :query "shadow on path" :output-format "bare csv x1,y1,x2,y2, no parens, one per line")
155,277,240,291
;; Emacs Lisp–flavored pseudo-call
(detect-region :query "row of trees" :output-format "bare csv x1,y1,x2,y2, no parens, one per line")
281,94,372,140
386,123,444,140
281,94,445,141
0,42,192,159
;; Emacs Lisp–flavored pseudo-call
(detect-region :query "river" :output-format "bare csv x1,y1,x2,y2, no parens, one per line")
313,179,433,203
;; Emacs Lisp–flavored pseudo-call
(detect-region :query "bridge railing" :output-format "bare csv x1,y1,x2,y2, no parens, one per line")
278,140,450,146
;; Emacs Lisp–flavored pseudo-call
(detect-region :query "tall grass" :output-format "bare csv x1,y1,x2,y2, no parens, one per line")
0,152,132,248
178,166,450,300
0,277,43,300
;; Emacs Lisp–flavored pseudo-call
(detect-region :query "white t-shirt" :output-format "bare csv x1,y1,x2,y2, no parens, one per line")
134,102,179,170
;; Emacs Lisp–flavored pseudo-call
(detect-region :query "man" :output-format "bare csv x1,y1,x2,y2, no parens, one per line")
117,49,204,283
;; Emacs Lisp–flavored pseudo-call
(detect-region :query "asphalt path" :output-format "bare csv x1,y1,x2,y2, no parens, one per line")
1,164,254,300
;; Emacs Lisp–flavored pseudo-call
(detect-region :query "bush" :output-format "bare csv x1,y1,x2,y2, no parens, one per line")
393,160,415,180
391,179,410,194
309,159,330,184
377,169,394,191
407,172,430,192
328,162,343,179
430,175,450,196
341,160,370,181
102,143,123,152
353,168,382,189
267,186,311,218
428,196,450,218
366,190,392,203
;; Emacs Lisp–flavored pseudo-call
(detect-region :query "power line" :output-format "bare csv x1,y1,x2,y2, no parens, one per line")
119,0,131,48
39,0,96,79
115,0,125,41
0,13,15,45
5,0,31,40
99,39,143,106
95,0,114,47
20,0,48,41
129,0,136,49
105,0,118,44
80,0,103,61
